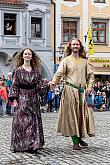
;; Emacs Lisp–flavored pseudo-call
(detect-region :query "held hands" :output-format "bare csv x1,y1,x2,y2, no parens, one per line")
13,99,18,108
86,83,92,93
86,87,92,93
48,81,55,89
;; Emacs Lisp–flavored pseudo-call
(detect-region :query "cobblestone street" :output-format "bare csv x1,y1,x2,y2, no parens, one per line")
1,112,110,165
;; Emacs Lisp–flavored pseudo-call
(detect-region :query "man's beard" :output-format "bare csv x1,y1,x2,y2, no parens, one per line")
72,48,80,53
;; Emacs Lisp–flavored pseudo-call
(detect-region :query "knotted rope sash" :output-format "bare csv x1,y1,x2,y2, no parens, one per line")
65,81,85,137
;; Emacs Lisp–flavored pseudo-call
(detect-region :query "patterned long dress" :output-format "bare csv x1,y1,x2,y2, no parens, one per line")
9,66,48,152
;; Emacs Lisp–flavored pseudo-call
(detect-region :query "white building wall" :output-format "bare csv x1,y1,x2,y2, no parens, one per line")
109,19,110,47
0,11,2,45
83,0,88,50
0,1,53,79
56,0,62,53
26,2,53,79
0,11,2,36
19,12,23,46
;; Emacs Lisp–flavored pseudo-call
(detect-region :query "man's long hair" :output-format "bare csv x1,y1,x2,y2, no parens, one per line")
64,38,86,59
13,48,41,70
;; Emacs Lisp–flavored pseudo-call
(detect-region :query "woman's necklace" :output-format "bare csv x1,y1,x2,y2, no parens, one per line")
22,65,32,72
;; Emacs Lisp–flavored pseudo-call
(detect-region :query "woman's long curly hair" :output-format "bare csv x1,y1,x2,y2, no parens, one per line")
64,38,86,59
13,48,41,70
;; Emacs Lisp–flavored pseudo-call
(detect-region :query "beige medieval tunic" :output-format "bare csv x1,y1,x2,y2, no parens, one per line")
52,55,95,138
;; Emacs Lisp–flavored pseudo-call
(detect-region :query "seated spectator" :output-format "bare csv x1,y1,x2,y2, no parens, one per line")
86,91,94,108
94,91,103,111
101,92,108,111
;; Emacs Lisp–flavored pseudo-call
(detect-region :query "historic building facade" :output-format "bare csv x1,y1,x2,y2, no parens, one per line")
51,0,110,81
0,0,53,80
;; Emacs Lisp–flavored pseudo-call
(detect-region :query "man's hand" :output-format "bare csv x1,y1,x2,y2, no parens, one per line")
48,81,55,89
86,88,92,93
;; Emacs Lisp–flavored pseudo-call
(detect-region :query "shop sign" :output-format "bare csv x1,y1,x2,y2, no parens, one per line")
90,58,110,63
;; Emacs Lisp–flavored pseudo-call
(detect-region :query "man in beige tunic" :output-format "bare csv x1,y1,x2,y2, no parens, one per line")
49,38,95,150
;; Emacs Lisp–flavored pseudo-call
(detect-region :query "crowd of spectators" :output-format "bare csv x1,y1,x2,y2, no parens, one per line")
0,72,110,116
0,72,13,117
86,81,110,111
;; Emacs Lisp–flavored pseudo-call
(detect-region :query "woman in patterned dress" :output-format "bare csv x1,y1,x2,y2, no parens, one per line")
9,48,48,153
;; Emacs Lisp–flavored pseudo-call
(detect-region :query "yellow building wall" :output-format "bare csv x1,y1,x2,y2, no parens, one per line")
50,1,110,52
89,1,110,17
50,1,110,74
61,1,83,41
88,1,110,52
94,45,110,52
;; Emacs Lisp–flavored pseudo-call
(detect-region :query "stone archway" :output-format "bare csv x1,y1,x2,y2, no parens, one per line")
13,52,18,58
12,52,51,80
0,51,51,79
41,62,51,80
0,52,9,76
9,63,51,80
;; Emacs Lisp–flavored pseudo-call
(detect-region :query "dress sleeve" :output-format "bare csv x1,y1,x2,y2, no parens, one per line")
86,61,95,88
36,72,48,97
52,58,67,85
8,70,19,102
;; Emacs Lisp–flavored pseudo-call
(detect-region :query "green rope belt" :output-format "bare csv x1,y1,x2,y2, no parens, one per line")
65,81,84,94
65,81,84,136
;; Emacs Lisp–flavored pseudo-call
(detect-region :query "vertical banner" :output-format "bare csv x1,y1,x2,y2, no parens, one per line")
88,24,94,55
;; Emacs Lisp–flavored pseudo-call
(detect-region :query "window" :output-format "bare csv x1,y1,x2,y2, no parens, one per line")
31,17,42,38
4,13,16,35
92,22,106,44
63,21,77,42
94,0,105,3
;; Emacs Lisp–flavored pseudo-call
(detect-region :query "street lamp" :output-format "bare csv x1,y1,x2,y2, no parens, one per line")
58,44,65,54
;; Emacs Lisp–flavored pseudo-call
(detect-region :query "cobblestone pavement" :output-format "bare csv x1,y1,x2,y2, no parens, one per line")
1,112,110,165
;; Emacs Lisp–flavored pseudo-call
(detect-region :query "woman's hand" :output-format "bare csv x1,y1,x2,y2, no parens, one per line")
13,99,18,108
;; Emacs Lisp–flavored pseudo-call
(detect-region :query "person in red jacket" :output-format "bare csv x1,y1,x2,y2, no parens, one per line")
0,77,8,116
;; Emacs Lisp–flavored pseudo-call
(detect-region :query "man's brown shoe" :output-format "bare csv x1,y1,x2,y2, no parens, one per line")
79,139,88,146
73,144,81,150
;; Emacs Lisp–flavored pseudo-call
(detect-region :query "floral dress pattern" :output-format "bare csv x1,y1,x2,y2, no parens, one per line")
9,67,48,152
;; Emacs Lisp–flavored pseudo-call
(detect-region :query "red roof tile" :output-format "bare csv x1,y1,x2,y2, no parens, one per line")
0,0,25,5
